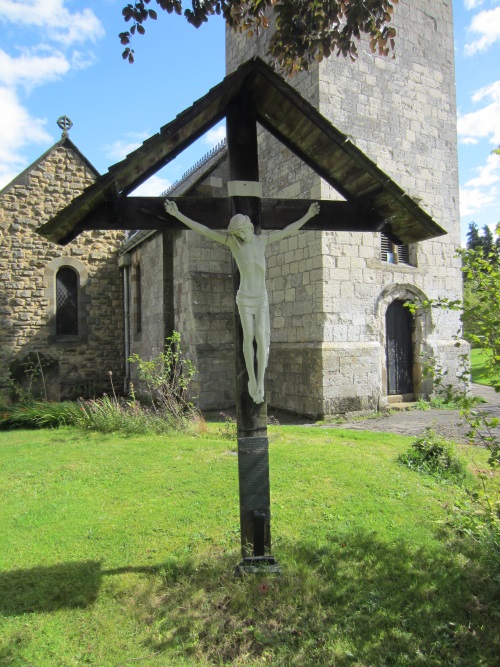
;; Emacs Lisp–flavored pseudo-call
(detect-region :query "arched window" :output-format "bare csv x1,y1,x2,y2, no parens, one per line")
56,267,78,335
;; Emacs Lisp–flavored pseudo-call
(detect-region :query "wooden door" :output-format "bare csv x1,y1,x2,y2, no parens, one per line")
386,300,414,395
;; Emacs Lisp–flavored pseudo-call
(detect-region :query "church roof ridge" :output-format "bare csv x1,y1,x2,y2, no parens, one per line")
0,134,100,198
163,138,227,196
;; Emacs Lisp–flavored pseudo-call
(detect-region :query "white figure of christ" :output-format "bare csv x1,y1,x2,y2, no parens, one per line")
164,199,320,404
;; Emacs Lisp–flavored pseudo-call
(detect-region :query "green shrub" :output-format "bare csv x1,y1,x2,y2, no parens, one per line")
451,487,500,565
397,428,468,482
0,400,81,430
128,331,197,421
215,411,237,440
75,394,175,435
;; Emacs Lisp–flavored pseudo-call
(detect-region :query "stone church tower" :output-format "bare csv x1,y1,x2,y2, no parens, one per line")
219,0,463,415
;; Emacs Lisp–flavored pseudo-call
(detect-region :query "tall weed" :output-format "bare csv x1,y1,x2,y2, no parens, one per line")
128,331,198,421
75,394,175,434
0,400,81,430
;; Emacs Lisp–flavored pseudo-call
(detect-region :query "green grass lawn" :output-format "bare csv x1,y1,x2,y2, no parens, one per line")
1,425,499,666
470,348,495,386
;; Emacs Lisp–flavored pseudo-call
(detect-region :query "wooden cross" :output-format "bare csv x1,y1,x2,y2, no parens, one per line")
38,59,445,573
73,109,385,570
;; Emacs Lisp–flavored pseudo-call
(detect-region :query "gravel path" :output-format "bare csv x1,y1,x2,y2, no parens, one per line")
317,384,500,443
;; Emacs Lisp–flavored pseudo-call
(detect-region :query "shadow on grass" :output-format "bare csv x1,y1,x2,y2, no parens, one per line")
0,561,168,617
136,530,500,666
1,530,499,665
0,561,102,616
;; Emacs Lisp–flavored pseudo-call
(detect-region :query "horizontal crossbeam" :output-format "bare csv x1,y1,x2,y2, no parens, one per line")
59,196,390,244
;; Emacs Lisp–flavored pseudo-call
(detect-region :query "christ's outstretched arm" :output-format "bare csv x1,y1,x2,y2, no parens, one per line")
164,200,229,245
266,202,320,243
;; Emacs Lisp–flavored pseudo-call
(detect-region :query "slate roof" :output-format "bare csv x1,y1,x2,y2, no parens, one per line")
38,57,446,246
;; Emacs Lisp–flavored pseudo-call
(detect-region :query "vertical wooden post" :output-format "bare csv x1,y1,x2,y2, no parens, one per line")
226,102,274,566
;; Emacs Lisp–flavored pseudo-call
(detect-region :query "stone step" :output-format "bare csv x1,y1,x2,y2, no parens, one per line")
388,394,415,404
387,401,419,411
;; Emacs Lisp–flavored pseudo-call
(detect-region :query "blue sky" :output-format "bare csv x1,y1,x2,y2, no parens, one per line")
1,1,499,242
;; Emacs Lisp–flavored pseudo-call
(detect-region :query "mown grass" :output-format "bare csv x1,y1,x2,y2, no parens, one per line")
1,425,499,666
470,348,494,386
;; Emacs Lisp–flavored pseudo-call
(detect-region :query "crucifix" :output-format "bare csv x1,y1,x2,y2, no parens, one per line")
167,106,321,571
150,105,381,572
163,198,320,404
38,57,445,574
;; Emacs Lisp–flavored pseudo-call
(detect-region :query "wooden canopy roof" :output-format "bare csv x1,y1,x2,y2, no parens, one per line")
38,56,445,246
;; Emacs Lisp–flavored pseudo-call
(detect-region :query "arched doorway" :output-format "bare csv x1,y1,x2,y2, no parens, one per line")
386,300,414,396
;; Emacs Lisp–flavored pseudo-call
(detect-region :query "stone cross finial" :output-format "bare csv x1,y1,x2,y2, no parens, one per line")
57,116,73,137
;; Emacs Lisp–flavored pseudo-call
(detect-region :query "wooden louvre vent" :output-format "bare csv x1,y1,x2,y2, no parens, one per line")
381,233,412,266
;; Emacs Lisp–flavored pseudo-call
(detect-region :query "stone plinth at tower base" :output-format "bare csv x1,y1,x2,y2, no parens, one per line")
265,338,466,420
267,342,382,419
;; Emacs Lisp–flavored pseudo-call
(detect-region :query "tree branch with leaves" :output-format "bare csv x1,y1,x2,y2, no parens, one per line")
119,0,399,73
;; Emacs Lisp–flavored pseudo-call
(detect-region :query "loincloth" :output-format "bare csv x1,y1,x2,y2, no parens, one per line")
236,291,268,313
236,291,271,346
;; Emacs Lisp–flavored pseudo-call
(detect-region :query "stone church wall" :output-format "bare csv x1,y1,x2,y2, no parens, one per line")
171,162,236,410
125,156,236,411
173,233,235,409
128,231,174,363
0,143,125,399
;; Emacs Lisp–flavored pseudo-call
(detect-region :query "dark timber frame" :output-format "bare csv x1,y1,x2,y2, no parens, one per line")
38,57,446,567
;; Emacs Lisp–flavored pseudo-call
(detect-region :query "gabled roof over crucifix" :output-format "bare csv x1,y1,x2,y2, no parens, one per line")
38,56,445,246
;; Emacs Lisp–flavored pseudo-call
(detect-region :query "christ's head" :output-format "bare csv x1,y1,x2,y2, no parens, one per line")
228,214,254,243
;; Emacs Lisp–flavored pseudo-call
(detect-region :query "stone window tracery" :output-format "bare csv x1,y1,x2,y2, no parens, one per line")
44,256,89,342
56,267,78,336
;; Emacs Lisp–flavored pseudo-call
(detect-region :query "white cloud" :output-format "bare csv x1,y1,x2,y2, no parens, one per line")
457,80,500,145
459,81,500,222
204,124,226,147
465,6,500,55
0,48,69,88
0,0,105,46
471,80,500,103
464,153,500,188
104,133,150,162
464,0,484,10
459,184,497,217
461,136,479,145
69,49,98,71
131,175,172,197
0,86,51,189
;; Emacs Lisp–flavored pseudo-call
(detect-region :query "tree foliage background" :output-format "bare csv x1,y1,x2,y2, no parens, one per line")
461,221,500,390
119,0,399,72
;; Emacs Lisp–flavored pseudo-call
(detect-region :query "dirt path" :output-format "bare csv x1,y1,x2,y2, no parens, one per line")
317,384,500,443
